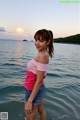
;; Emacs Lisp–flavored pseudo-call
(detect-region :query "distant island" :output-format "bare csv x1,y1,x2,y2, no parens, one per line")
54,34,80,44
23,39,28,41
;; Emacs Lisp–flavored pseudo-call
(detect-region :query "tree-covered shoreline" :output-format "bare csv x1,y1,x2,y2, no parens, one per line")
54,34,80,44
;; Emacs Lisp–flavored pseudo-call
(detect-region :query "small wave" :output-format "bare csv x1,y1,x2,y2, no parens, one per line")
64,74,80,79
2,63,23,67
47,72,63,77
3,63,17,66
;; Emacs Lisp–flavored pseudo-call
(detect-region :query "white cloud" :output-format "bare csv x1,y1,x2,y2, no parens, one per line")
0,27,6,32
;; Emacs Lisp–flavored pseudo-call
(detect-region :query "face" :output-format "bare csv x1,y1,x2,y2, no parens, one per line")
34,37,48,51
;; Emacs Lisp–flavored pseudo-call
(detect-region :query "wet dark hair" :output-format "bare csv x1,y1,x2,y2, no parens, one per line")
34,29,54,58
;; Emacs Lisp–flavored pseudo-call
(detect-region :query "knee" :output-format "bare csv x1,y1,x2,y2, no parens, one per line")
25,112,36,120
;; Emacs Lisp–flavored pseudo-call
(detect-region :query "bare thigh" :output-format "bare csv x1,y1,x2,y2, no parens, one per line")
38,99,44,113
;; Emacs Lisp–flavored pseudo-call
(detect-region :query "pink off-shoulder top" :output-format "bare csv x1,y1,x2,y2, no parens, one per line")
24,59,48,90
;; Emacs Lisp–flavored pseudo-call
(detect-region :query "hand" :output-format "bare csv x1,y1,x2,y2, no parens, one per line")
24,101,32,114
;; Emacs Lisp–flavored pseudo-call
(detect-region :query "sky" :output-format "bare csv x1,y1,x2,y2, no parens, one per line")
0,0,80,40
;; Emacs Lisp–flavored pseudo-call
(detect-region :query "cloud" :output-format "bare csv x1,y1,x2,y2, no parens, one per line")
0,27,6,32
0,27,33,40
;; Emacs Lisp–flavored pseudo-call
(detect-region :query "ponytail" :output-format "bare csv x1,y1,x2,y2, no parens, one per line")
48,30,54,58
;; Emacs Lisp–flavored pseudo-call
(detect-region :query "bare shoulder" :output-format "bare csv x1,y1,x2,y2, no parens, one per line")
38,53,49,64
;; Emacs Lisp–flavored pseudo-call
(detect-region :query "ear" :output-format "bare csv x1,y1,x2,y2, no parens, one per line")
47,39,51,46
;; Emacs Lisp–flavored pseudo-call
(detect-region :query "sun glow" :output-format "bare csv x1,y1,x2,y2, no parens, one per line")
16,27,25,35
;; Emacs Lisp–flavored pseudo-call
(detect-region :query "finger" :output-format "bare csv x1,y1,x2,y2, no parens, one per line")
28,108,32,113
26,110,30,114
24,108,32,114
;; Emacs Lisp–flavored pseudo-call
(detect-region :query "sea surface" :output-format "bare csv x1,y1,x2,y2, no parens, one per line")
0,40,80,120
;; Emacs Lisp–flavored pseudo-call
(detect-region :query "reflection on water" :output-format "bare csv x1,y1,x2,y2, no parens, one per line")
15,42,24,65
15,42,24,58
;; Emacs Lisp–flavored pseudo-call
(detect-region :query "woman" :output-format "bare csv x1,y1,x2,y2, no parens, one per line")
24,29,54,120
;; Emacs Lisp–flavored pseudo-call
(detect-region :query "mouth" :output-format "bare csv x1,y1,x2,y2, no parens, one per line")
36,46,41,49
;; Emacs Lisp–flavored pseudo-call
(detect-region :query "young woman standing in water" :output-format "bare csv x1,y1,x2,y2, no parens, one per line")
24,29,54,120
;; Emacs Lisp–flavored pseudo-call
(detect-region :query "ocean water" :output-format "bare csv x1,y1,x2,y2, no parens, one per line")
0,40,80,120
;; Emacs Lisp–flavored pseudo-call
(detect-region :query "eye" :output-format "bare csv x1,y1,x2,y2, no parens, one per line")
35,39,38,41
35,39,45,42
39,39,45,42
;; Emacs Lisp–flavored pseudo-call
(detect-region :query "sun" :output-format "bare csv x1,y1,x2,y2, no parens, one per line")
16,27,25,35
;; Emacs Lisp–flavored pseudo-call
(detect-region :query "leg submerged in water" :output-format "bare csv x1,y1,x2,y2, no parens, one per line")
38,100,46,120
